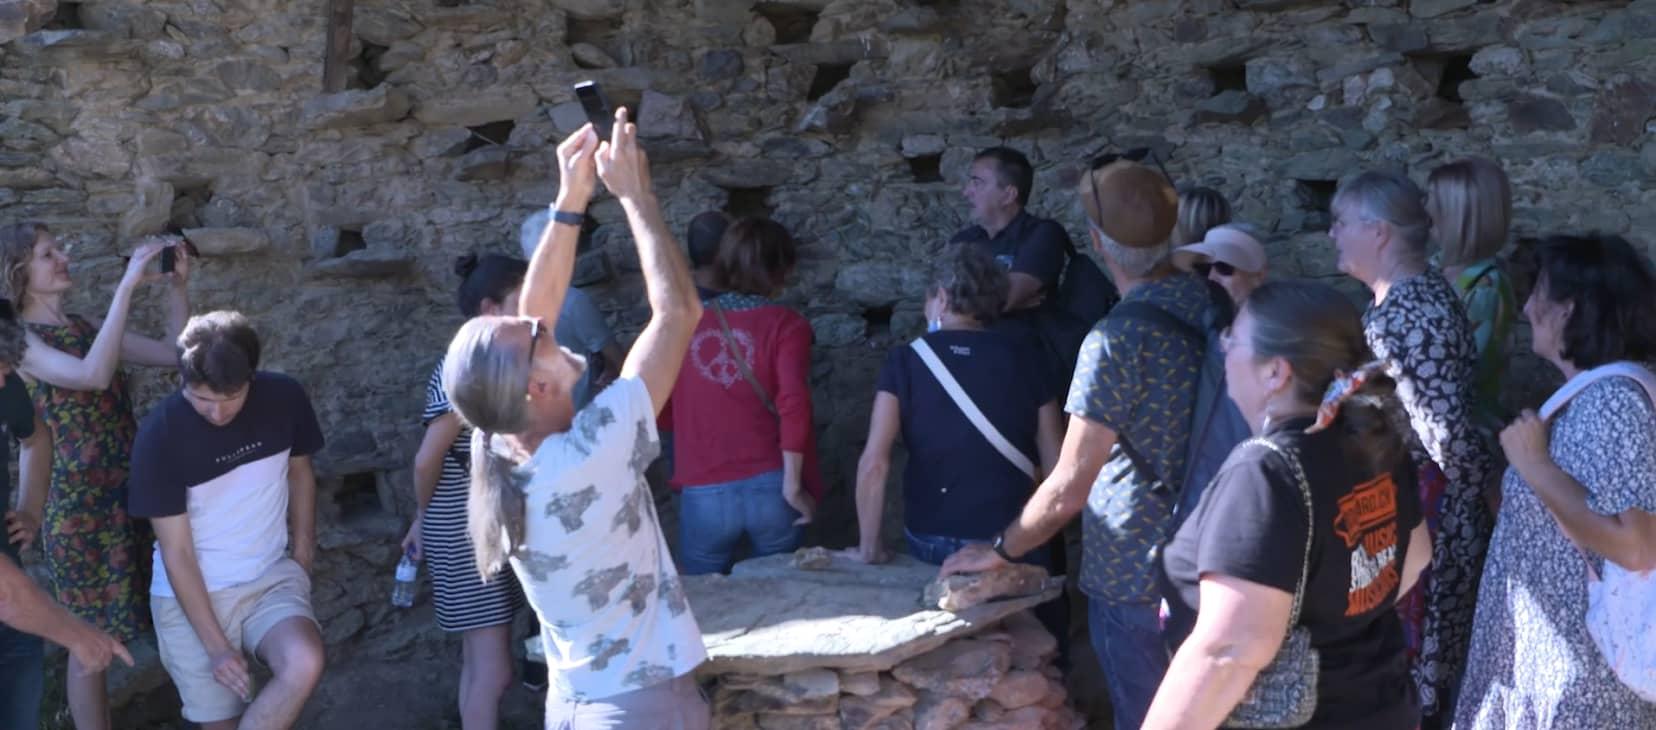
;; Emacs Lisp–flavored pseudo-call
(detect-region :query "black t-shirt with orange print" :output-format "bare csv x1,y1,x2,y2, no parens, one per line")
1159,417,1423,730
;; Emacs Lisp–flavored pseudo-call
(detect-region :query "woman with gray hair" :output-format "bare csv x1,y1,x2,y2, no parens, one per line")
1329,170,1497,726
441,112,710,726
851,243,1062,565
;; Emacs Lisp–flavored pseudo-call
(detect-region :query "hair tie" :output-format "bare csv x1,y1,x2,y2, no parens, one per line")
1306,361,1386,433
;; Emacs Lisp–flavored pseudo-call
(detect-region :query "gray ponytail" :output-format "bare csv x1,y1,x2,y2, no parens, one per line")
468,428,528,579
442,316,536,580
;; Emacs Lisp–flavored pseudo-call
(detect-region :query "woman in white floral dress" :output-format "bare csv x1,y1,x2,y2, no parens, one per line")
1455,233,1656,728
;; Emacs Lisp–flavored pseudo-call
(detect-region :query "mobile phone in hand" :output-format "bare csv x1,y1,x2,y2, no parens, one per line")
574,81,613,140
160,245,176,274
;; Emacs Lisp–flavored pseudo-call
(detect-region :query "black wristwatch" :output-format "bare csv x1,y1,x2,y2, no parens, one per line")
551,209,585,227
991,532,1014,562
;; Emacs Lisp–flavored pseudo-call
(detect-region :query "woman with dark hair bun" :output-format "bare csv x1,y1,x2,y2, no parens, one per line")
400,252,528,730
1455,234,1656,729
1148,279,1429,730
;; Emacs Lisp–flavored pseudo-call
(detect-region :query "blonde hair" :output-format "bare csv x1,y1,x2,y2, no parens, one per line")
441,316,534,579
1173,187,1233,246
0,222,46,303
1427,157,1511,268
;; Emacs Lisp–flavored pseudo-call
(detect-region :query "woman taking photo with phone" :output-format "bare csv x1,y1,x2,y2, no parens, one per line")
0,222,191,730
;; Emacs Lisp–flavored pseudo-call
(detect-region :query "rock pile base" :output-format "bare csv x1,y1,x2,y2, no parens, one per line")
684,554,1082,730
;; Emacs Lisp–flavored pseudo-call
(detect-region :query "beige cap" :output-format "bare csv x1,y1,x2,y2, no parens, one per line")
1173,226,1267,273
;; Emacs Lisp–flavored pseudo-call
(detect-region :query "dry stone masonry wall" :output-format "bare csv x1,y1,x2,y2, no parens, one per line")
2,0,1653,709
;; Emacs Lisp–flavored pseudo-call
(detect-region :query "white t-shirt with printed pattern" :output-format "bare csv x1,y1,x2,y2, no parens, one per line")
509,376,705,701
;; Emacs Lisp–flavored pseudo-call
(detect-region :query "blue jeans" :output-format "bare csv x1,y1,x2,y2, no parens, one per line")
678,470,801,576
904,529,1055,569
0,592,44,730
1088,600,1168,730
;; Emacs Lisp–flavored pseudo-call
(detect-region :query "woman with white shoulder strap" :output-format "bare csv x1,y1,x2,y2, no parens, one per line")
1456,233,1656,728
847,244,1069,657
849,243,1063,567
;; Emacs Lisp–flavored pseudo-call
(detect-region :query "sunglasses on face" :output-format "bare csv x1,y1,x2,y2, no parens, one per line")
525,318,543,372
1192,261,1238,278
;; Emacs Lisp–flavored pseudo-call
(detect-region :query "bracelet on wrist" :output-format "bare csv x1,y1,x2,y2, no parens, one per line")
549,207,585,227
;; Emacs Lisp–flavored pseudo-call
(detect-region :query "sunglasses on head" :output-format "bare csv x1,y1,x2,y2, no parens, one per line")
1088,147,1175,185
1192,260,1238,278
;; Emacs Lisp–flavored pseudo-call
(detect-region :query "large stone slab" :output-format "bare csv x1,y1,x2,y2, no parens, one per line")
182,227,270,256
302,87,412,131
686,554,1060,677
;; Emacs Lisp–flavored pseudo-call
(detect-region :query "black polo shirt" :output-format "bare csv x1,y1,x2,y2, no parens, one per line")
949,209,1072,299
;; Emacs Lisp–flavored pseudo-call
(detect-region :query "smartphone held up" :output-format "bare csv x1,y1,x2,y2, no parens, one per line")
574,80,613,140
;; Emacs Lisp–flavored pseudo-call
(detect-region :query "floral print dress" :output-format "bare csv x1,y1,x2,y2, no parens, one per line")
1454,376,1656,728
26,316,149,642
1363,272,1497,725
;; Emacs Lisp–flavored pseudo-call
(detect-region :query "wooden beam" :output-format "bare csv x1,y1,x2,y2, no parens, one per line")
321,0,355,93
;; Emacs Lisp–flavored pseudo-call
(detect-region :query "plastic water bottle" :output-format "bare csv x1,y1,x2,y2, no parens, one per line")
391,550,418,608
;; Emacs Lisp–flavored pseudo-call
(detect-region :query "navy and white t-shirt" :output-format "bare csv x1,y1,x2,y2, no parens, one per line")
876,329,1051,539
128,372,325,596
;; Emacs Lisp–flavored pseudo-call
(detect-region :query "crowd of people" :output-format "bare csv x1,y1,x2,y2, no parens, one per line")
0,104,1653,730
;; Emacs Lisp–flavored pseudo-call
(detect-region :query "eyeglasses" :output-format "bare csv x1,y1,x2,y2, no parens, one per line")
1192,261,1238,278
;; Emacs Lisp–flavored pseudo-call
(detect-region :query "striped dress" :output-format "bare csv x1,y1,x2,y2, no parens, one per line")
420,362,522,632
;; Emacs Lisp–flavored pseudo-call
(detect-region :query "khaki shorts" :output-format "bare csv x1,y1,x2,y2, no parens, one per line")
152,558,317,723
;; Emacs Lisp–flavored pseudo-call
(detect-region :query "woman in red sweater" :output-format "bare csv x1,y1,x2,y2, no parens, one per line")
667,217,819,575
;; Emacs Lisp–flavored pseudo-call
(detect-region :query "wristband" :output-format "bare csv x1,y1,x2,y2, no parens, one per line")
551,208,585,227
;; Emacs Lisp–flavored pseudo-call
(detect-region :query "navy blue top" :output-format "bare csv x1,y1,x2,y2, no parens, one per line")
0,373,35,564
876,329,1051,539
128,372,324,518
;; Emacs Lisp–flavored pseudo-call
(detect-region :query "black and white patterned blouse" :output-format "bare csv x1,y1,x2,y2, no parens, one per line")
1363,272,1497,722
1455,376,1656,728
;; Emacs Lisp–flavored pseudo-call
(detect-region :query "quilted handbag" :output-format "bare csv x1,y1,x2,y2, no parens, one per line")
1226,437,1320,729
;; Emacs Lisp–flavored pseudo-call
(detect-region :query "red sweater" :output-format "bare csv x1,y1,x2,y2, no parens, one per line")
661,294,821,497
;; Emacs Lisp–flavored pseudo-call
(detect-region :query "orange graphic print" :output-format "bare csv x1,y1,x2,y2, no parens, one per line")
1336,474,1401,616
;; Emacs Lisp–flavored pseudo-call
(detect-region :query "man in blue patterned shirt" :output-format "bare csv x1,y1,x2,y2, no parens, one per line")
943,159,1215,730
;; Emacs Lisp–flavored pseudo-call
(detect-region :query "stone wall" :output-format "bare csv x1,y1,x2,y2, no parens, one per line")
5,0,1654,545
2,0,1653,713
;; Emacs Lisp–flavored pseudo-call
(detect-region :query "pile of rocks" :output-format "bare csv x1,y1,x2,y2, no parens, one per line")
685,553,1083,730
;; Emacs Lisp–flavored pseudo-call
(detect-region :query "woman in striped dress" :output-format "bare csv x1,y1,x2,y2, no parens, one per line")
402,253,527,729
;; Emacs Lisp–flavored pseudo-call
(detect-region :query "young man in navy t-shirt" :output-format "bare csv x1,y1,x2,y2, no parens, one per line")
127,311,326,730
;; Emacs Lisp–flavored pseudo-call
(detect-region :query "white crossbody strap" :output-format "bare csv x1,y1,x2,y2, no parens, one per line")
910,338,1036,479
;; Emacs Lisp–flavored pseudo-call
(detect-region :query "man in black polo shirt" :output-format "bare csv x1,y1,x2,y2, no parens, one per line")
951,146,1072,316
